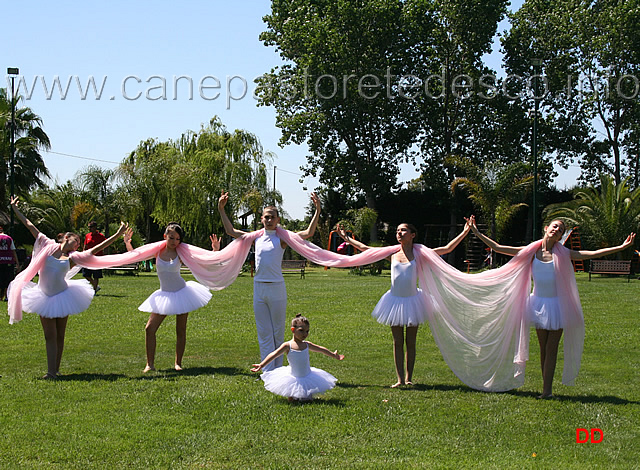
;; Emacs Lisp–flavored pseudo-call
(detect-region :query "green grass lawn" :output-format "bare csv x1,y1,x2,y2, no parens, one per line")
0,268,638,469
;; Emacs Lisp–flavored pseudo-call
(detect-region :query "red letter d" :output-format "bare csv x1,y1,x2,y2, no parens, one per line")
576,428,589,443
591,428,603,443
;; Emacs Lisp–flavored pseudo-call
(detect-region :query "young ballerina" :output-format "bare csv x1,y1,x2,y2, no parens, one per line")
339,221,471,388
218,192,321,371
469,216,635,398
251,314,344,401
8,197,127,379
123,224,218,372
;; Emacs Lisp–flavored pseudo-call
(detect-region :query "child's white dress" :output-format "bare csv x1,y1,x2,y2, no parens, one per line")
21,255,94,318
371,259,429,327
138,256,212,315
261,341,338,399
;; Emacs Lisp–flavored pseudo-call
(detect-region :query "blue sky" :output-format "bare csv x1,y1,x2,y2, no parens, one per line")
5,0,575,221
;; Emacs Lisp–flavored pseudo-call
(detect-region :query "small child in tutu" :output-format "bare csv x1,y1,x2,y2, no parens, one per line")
251,314,345,402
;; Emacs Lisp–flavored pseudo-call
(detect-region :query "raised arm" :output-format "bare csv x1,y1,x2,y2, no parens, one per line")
88,222,128,255
296,192,321,240
123,227,134,252
467,216,523,257
307,341,345,361
217,192,246,239
209,234,221,251
250,342,290,372
571,233,636,260
338,224,369,251
10,197,40,239
433,218,472,256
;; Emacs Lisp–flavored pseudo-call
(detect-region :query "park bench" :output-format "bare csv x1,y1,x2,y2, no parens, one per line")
588,259,631,282
104,263,139,276
281,259,306,279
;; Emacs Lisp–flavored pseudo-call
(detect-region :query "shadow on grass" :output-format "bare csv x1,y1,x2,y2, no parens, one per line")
92,293,127,298
57,373,127,382
135,366,251,381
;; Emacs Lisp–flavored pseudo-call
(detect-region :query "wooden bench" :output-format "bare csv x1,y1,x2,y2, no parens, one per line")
589,259,631,282
103,263,139,276
281,259,306,279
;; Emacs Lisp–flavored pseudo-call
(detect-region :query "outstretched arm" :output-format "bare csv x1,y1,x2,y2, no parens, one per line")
88,222,128,255
251,342,290,372
467,216,523,257
307,342,345,361
337,224,369,251
433,217,472,256
296,192,321,240
571,233,636,260
217,192,246,239
10,197,39,239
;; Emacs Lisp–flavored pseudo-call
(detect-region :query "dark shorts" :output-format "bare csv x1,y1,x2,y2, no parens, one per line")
82,268,103,279
0,263,16,289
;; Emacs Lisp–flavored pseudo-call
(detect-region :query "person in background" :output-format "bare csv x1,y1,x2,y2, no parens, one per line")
82,221,107,293
0,225,19,301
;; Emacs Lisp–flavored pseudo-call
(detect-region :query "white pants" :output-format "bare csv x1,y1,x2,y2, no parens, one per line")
253,281,287,371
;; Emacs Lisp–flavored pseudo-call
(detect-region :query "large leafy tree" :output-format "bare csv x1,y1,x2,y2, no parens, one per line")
77,165,117,237
543,174,640,252
502,0,640,186
258,0,414,215
0,88,51,204
120,117,279,244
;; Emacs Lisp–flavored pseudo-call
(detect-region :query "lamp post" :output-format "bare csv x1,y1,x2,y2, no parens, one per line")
7,67,19,235
531,58,541,240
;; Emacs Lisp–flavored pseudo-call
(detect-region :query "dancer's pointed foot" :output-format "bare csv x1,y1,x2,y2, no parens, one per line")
174,364,183,371
391,381,405,388
143,365,155,373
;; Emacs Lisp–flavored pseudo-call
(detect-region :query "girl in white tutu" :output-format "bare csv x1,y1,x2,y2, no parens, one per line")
469,217,635,398
339,221,471,388
251,314,344,402
9,197,127,379
124,224,217,372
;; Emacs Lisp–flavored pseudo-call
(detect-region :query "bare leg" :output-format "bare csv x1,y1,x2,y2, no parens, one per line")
144,313,166,372
54,317,68,375
391,326,405,387
40,316,66,378
536,328,563,398
174,313,189,370
405,326,418,385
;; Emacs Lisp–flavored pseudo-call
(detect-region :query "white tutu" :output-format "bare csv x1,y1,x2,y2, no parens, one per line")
529,294,563,330
371,288,429,327
21,279,94,318
138,281,212,315
262,366,337,399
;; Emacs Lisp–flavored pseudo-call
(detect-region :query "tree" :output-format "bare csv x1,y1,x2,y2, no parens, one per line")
543,174,640,252
502,0,640,187
0,88,51,203
258,0,414,220
451,158,533,240
77,165,117,237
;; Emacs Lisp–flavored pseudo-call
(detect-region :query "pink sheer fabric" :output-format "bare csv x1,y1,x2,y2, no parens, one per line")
414,240,583,391
8,233,60,323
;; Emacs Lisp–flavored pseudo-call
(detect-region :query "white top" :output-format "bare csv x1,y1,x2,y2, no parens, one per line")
156,256,186,292
390,259,419,298
531,257,557,298
254,230,285,282
288,341,311,378
39,256,70,297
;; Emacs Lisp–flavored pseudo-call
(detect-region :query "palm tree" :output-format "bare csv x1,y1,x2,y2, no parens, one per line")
450,157,533,240
543,174,640,253
77,165,118,237
0,88,51,203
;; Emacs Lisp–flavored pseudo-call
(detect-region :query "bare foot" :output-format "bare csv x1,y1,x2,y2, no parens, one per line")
174,364,183,371
406,381,414,386
537,393,555,400
41,373,57,380
391,381,404,388
143,365,155,373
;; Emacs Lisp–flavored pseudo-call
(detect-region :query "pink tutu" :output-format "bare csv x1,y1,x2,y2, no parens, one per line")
528,294,564,330
138,281,212,315
371,288,429,327
21,279,94,318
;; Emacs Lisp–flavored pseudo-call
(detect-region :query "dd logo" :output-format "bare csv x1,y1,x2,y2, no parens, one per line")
576,428,603,443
